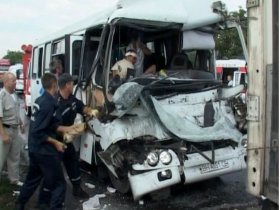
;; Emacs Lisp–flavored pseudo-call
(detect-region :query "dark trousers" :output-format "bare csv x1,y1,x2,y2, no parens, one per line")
63,143,81,186
18,152,66,210
39,143,80,205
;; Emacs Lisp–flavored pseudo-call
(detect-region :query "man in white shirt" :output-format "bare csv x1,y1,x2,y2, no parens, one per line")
111,49,137,79
0,72,25,186
227,75,233,87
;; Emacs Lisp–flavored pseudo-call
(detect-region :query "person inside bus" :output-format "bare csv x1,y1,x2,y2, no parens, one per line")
39,59,64,96
126,32,156,76
227,74,233,86
108,49,137,95
50,59,63,78
111,49,137,79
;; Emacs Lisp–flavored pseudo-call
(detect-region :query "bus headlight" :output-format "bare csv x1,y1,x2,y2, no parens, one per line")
147,152,159,166
159,151,172,165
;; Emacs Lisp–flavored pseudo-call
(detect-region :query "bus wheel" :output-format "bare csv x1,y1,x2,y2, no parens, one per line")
109,170,130,194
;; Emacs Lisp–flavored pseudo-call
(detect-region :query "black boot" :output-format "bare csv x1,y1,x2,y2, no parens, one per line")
72,185,89,199
34,203,49,210
14,202,25,210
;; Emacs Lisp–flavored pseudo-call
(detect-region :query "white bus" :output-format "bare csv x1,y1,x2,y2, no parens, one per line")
29,0,247,200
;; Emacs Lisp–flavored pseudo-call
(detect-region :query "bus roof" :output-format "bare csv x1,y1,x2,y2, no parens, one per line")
34,0,223,46
110,0,223,30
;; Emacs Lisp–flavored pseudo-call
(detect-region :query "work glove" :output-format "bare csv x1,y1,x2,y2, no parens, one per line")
63,123,86,143
84,107,99,118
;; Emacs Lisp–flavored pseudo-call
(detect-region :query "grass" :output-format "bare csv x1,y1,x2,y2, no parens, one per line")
0,176,20,210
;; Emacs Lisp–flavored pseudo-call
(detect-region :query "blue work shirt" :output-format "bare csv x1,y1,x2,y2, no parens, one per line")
56,93,84,126
28,92,62,155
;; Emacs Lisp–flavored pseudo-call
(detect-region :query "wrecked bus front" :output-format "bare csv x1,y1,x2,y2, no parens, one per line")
77,0,247,200
85,81,247,199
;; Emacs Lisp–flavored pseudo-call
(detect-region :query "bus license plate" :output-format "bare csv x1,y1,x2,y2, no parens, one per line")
200,160,229,174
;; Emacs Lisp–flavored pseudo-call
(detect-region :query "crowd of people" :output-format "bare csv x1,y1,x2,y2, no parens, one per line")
0,58,98,210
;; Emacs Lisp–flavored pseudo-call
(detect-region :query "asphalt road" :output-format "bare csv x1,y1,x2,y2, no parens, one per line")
17,95,263,210
61,167,262,210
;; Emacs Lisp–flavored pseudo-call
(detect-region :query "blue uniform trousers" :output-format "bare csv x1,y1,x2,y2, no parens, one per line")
18,152,66,210
62,143,81,186
39,143,80,205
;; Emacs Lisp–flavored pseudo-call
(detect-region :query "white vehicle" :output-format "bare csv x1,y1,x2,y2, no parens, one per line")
216,59,248,106
29,0,247,200
216,59,247,86
8,64,24,93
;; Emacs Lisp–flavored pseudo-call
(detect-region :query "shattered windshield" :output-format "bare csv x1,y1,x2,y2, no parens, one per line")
106,24,216,93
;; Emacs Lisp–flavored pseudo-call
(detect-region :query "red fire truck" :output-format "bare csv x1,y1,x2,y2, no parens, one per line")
21,44,32,116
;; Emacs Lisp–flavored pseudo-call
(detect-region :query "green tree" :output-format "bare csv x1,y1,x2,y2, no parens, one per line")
216,8,247,59
3,50,23,65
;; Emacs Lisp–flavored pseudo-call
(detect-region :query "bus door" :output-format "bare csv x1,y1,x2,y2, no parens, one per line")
30,45,44,107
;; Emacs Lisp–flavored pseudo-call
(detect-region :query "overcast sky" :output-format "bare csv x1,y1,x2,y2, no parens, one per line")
0,0,246,59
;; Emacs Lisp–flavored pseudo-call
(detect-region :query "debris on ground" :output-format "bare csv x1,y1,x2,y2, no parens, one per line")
12,191,20,196
139,200,144,205
85,183,96,189
101,204,108,209
106,186,116,194
82,194,106,210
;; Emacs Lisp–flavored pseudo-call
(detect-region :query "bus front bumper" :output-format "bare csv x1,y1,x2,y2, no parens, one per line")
128,146,247,200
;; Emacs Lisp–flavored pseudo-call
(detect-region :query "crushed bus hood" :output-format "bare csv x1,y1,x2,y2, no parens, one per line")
87,82,244,150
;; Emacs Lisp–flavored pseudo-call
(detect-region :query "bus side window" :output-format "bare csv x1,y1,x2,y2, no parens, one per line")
72,40,82,76
32,48,39,79
82,39,99,80
32,47,44,79
38,48,43,78
44,43,51,73
51,40,66,73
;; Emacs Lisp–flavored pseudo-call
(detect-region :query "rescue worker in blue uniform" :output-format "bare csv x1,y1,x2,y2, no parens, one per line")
15,73,74,210
38,73,97,206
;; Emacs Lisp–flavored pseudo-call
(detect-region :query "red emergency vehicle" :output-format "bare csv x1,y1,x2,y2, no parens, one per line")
21,44,32,116
0,58,11,87
216,59,247,85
